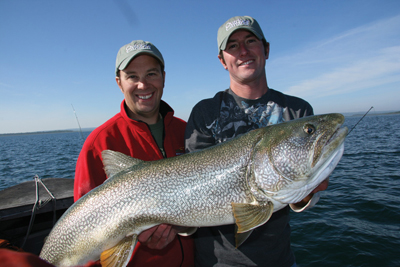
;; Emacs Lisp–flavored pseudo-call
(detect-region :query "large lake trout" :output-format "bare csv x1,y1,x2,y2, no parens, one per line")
40,113,347,267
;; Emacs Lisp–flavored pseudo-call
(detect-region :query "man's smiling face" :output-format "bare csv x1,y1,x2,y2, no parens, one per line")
219,30,269,86
116,54,165,124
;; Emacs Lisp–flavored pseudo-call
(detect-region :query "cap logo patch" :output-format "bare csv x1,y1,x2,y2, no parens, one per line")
125,43,152,54
225,18,250,31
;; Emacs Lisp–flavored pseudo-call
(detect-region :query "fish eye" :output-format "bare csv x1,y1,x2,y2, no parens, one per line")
303,124,315,134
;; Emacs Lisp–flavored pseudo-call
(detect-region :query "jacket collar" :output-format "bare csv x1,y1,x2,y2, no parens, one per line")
119,99,175,126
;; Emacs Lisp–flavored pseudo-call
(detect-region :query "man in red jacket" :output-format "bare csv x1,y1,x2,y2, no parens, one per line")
74,40,194,266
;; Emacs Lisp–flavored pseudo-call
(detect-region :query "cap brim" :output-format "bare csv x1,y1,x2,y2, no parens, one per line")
219,28,264,52
116,51,164,75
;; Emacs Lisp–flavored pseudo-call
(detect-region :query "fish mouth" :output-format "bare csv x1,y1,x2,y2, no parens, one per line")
310,116,348,175
324,126,348,149
294,125,347,203
314,115,348,164
311,124,348,183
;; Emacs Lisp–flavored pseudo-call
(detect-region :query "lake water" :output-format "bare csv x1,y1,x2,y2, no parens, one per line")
0,131,88,190
0,114,399,266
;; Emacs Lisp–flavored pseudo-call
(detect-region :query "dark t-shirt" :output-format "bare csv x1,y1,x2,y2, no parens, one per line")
185,88,313,267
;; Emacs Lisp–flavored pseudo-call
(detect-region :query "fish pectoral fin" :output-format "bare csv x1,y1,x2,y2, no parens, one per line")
235,230,253,248
100,235,137,267
232,201,273,248
232,201,274,234
102,150,144,178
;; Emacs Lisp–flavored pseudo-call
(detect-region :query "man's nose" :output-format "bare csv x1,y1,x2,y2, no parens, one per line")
137,78,149,90
240,43,249,55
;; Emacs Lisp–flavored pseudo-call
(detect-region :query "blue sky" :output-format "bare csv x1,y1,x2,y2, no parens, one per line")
1,0,399,134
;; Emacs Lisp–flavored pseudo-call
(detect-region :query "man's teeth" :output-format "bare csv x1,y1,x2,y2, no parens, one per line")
138,94,153,100
241,60,253,66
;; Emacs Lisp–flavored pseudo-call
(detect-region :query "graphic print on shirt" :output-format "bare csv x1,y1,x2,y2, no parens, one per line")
206,97,286,144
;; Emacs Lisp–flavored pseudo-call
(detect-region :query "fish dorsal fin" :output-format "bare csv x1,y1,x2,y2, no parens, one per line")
232,201,274,247
102,150,144,178
100,235,137,267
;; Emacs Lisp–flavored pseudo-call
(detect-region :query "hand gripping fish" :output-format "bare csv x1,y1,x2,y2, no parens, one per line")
40,113,348,267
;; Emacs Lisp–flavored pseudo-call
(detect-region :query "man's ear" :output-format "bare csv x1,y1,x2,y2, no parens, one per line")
162,71,166,87
218,54,228,70
264,42,270,60
116,76,123,93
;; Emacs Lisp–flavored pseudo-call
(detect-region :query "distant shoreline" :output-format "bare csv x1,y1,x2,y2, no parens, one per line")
0,129,94,137
1,111,399,136
0,130,75,137
347,111,400,117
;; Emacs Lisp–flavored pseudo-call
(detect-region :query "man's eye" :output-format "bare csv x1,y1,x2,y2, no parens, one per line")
227,44,237,50
148,72,158,78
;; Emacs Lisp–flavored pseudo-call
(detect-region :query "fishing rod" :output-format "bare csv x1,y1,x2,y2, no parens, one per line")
71,104,85,141
347,106,374,136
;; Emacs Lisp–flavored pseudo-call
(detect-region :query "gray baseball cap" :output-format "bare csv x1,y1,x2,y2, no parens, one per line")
217,16,266,53
115,40,164,76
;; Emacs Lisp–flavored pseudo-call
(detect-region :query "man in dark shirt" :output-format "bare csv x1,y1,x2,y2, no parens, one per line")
185,16,328,267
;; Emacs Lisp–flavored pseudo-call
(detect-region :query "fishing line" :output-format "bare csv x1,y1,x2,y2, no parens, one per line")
347,106,374,136
71,104,85,141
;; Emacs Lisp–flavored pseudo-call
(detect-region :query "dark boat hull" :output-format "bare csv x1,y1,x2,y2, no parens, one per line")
0,178,74,255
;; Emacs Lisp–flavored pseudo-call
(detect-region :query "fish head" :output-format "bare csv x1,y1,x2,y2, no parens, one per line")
250,113,348,204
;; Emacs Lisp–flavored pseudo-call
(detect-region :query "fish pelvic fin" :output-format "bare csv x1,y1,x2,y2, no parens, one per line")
102,150,144,178
232,201,274,247
100,235,137,267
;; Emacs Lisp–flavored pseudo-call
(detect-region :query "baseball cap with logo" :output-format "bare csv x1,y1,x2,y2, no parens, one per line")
115,40,164,76
217,16,266,53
